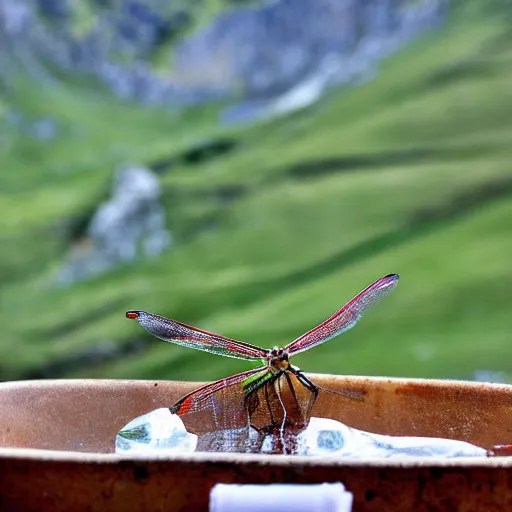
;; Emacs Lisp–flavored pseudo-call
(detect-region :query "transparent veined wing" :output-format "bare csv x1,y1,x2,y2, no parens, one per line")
126,310,266,361
170,367,268,434
285,274,399,357
171,367,267,416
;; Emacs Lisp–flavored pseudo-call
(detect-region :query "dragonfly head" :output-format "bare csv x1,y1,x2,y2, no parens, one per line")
267,346,290,371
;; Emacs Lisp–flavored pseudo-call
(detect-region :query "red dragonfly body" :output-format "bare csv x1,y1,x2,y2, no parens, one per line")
126,274,399,450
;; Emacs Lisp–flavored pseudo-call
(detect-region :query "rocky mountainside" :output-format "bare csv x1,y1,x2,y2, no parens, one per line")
174,0,447,97
0,0,447,108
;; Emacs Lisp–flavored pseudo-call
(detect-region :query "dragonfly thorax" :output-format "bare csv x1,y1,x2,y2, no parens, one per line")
267,346,290,371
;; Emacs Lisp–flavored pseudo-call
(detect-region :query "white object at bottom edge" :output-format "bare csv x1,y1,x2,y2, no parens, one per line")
209,482,353,512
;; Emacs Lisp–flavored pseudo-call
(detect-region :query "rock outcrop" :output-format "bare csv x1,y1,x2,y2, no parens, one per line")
58,164,171,285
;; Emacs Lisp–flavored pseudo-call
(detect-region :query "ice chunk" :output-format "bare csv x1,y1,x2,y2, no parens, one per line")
297,417,487,458
115,408,197,454
115,409,487,458
197,426,263,453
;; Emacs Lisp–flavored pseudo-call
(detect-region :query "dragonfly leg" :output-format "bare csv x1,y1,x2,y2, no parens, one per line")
292,369,319,398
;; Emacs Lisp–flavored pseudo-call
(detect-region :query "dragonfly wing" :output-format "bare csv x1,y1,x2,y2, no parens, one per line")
285,274,399,356
126,310,266,361
171,367,268,434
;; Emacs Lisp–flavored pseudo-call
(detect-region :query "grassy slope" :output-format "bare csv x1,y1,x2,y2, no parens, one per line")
1,4,511,383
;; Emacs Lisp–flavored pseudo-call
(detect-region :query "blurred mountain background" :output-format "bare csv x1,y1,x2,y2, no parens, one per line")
0,0,511,385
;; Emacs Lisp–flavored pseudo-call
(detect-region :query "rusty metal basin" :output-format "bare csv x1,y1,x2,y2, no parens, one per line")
1,375,512,511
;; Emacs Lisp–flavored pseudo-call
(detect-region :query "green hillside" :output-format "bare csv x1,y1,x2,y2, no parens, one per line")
1,3,511,384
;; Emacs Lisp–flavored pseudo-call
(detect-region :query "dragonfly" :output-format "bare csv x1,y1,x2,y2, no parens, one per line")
126,273,399,450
